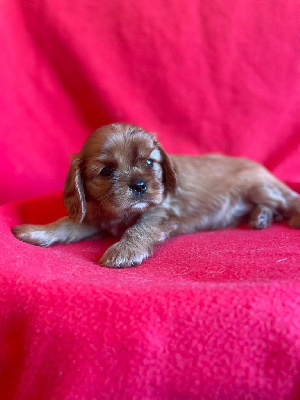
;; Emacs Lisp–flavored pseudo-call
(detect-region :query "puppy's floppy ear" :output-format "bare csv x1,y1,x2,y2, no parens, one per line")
64,154,86,223
155,141,177,195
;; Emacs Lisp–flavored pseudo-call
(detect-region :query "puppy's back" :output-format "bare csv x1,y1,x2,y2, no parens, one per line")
166,153,299,233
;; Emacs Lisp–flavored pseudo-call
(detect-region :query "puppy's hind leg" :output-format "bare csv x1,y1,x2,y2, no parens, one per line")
249,205,273,229
12,217,99,247
248,181,300,229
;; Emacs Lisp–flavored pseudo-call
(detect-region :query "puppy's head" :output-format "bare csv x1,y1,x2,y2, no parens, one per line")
64,123,177,222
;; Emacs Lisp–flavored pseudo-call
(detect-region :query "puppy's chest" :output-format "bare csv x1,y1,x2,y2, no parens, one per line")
85,202,138,236
99,215,138,237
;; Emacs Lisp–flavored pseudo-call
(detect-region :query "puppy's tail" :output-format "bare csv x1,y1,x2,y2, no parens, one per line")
275,179,300,227
286,192,300,228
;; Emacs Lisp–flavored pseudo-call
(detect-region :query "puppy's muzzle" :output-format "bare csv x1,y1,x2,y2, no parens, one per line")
129,179,147,195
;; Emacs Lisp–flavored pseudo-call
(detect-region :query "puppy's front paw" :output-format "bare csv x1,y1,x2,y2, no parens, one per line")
100,241,150,268
12,225,51,247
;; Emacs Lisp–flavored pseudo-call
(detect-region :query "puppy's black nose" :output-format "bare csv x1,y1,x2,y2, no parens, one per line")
129,179,147,195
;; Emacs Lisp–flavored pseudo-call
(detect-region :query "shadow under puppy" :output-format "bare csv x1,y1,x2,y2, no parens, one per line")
13,123,300,268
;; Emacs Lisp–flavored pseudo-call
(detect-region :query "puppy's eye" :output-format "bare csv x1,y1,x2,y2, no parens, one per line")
99,166,114,177
146,159,154,167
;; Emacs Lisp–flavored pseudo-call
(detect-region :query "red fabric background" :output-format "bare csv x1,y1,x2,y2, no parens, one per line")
1,1,300,399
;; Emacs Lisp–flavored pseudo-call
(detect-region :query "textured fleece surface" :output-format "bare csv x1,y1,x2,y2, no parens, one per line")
1,0,300,399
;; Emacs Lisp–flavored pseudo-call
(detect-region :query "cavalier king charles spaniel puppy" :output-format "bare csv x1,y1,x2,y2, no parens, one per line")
13,123,300,268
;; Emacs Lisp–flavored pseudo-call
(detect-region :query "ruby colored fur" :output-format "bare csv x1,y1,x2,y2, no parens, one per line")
1,1,300,399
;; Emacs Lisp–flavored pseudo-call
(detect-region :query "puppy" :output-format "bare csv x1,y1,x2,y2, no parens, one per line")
12,123,300,268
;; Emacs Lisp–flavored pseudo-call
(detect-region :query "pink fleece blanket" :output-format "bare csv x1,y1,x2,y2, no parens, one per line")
1,1,300,399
